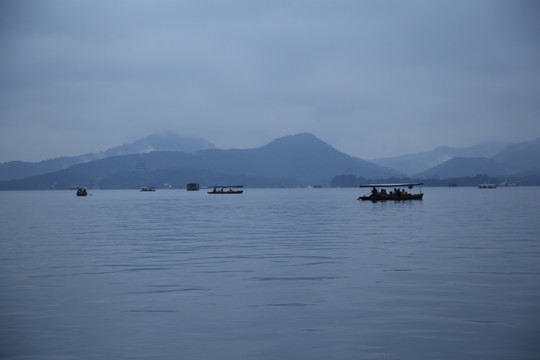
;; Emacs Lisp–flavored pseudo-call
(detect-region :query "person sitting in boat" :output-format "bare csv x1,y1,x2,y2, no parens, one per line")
371,187,378,196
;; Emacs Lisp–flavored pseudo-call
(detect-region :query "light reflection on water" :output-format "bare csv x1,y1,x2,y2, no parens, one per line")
1,187,540,359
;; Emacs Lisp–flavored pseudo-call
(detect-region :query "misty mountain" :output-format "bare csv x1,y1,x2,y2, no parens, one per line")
413,137,540,179
0,155,288,190
100,133,216,157
0,133,398,189
371,141,509,176
193,133,398,184
0,133,216,181
492,138,540,173
414,157,510,178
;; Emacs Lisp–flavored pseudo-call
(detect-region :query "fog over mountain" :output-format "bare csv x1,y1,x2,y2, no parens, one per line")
1,132,540,189
0,133,398,189
0,134,216,181
492,138,540,174
413,137,540,179
415,157,510,179
102,133,216,157
371,141,510,176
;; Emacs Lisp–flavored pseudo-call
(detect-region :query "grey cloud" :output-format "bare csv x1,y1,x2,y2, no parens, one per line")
1,0,539,162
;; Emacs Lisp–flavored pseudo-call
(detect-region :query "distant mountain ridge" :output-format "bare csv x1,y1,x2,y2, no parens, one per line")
414,137,540,179
492,138,540,173
0,133,216,181
414,157,510,178
2,133,539,188
101,133,216,157
371,141,510,176
193,133,398,184
0,133,398,189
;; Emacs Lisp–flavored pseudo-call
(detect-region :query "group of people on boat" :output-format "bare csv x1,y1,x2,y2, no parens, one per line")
209,187,243,194
371,187,408,197
76,188,87,196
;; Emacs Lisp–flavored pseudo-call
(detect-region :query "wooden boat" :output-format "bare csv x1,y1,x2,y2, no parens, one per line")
358,183,424,202
208,185,243,194
76,188,87,196
140,187,156,192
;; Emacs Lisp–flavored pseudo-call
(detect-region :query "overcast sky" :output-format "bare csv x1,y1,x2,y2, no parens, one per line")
1,0,539,163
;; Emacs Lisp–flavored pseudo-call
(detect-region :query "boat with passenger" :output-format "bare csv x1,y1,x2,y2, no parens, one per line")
208,185,244,194
358,183,424,202
140,187,156,192
478,183,496,189
76,188,87,197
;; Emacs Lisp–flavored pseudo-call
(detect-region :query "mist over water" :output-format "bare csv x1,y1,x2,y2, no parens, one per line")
1,187,539,359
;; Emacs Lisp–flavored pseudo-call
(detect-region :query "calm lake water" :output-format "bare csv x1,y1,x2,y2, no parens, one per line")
1,187,539,359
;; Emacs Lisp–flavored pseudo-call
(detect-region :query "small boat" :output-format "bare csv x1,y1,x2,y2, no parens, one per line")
208,185,243,194
478,183,496,189
186,183,200,191
140,187,156,192
358,183,424,202
76,188,87,197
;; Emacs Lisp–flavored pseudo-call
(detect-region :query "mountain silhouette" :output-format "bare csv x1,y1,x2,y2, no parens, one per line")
0,133,216,181
413,137,540,179
192,133,398,184
492,138,540,173
0,133,398,189
371,141,509,176
3,133,539,189
414,157,509,178
102,133,216,157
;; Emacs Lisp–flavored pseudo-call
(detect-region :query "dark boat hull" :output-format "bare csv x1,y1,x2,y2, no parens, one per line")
208,190,243,194
358,193,423,201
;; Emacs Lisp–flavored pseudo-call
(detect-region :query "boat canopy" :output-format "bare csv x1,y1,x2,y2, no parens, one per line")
359,183,424,188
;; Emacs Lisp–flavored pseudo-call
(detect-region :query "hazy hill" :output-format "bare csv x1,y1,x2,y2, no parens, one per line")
0,151,285,190
4,133,538,189
414,157,510,178
101,133,216,157
492,138,540,173
0,133,398,189
0,133,216,181
371,141,509,176
193,133,398,184
413,137,540,179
